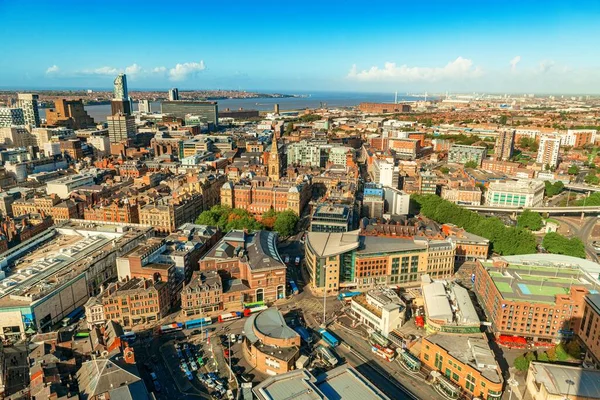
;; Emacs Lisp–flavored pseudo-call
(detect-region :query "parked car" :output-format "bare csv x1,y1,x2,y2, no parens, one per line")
154,380,161,392
223,349,230,358
191,329,202,335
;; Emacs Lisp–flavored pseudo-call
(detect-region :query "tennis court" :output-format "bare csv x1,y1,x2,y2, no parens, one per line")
517,283,569,296
494,281,513,293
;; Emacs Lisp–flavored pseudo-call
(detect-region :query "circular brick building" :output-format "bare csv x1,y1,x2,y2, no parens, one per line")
242,308,301,375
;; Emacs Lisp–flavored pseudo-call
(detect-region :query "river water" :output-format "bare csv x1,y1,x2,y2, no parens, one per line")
39,91,427,123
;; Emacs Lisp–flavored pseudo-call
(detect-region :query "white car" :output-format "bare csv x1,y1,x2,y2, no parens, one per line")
230,333,237,344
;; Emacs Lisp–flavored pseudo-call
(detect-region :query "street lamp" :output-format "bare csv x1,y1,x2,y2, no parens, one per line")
564,378,575,400
508,378,519,400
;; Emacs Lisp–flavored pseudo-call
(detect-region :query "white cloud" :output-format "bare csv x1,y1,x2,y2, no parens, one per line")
79,66,120,75
125,63,142,76
510,56,521,72
168,61,206,81
152,66,167,73
46,65,60,74
538,60,555,73
347,57,482,82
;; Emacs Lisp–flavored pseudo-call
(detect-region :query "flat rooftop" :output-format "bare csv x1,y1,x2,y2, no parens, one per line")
481,259,596,305
425,333,502,384
0,221,152,306
358,236,427,255
253,365,390,400
530,362,600,398
0,233,110,305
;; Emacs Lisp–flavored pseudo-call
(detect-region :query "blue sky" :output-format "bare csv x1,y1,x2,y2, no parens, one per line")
1,0,600,93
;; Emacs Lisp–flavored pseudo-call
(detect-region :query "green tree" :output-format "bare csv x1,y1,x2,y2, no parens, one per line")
517,210,543,231
411,194,537,255
542,232,586,258
567,165,580,175
537,352,549,362
585,172,600,185
513,355,530,372
285,122,294,135
464,160,479,169
565,341,581,359
225,208,263,232
555,344,569,361
273,210,299,237
195,205,232,229
439,166,450,174
299,114,321,122
544,181,564,197
499,115,508,125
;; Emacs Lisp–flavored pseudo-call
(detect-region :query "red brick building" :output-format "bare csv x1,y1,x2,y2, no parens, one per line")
474,258,590,343
84,200,140,224
358,102,411,113
199,230,286,307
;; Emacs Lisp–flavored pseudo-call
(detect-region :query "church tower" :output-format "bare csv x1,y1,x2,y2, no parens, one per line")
268,133,281,181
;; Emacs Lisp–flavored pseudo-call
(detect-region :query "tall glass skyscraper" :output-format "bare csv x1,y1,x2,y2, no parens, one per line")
113,73,128,101
111,73,131,115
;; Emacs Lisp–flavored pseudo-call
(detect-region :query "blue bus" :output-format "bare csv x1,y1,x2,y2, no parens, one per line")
185,317,212,330
289,281,299,295
318,328,340,347
294,326,313,344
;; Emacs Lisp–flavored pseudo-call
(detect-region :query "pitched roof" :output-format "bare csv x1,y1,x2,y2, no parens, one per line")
77,358,141,398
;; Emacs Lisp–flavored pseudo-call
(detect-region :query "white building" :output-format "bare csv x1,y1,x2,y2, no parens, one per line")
383,187,410,216
138,99,152,113
486,180,545,208
87,135,110,156
372,158,398,188
536,135,561,167
84,296,105,328
43,142,62,157
350,288,406,338
328,146,352,167
46,174,94,199
515,129,540,140
559,129,597,147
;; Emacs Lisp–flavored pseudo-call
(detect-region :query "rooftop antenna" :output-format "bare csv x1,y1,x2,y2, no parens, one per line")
394,91,398,104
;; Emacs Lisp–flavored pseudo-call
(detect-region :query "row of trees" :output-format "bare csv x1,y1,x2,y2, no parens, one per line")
544,180,565,197
412,195,538,255
513,342,580,372
516,209,543,231
542,232,586,258
195,205,299,237
518,136,539,152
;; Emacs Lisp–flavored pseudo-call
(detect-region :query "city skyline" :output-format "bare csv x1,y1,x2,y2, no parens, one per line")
1,1,600,94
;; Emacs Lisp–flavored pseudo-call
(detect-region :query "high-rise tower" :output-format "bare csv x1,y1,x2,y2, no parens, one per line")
268,133,281,181
111,74,131,115
17,93,40,127
113,73,128,100
168,88,179,101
